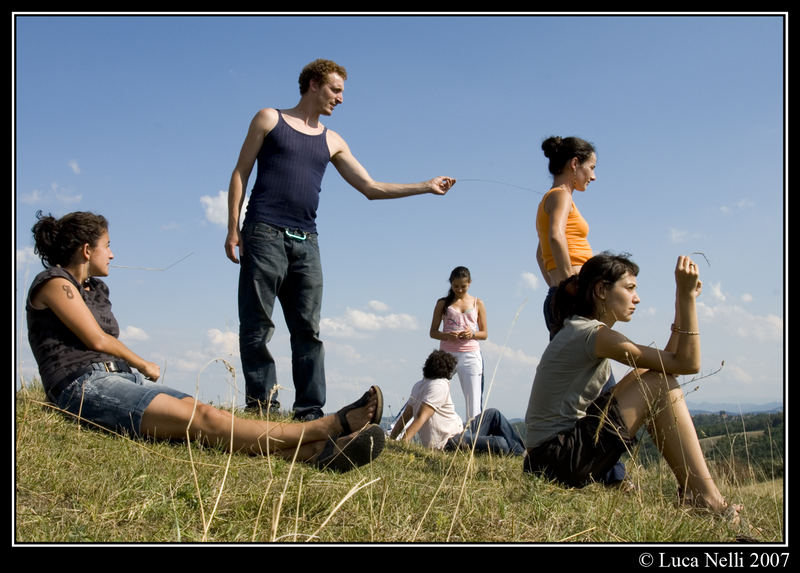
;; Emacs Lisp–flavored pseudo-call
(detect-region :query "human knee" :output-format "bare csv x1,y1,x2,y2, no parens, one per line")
638,371,679,395
479,408,500,423
289,327,322,343
634,372,685,421
190,403,234,438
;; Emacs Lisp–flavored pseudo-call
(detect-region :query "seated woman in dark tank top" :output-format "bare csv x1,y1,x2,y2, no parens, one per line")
25,210,386,472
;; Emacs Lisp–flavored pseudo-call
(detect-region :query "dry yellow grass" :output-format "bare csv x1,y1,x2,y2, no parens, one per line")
14,381,784,545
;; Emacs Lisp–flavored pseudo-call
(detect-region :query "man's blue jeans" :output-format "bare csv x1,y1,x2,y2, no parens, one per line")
238,221,325,418
446,408,526,456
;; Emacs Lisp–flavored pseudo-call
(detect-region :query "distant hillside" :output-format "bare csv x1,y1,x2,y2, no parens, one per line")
637,410,784,481
687,401,783,415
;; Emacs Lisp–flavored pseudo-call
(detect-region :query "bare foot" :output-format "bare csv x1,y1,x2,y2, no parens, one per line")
720,503,743,527
681,491,744,527
336,386,382,436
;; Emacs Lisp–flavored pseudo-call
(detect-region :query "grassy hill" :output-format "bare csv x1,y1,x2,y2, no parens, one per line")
14,381,784,544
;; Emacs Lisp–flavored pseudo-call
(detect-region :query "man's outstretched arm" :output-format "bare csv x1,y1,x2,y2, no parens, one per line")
328,130,456,200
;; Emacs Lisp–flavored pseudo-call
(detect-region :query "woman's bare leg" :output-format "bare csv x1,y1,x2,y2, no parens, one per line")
612,370,730,514
139,389,379,458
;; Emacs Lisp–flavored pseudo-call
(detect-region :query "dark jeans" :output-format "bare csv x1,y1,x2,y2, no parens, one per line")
445,408,526,456
543,285,559,340
238,221,325,418
543,285,626,484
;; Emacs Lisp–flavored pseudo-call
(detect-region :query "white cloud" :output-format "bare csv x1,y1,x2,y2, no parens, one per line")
321,306,419,339
204,328,240,357
720,198,755,214
19,190,42,204
165,329,240,376
733,314,783,342
482,340,540,366
16,246,38,266
120,325,149,341
20,182,82,205
346,308,418,331
521,272,539,290
669,227,696,244
324,340,364,363
368,300,390,312
68,160,81,174
708,281,726,303
723,364,755,384
740,293,753,303
201,190,247,227
696,301,783,342
320,317,361,338
200,191,228,226
171,350,209,374
52,182,81,204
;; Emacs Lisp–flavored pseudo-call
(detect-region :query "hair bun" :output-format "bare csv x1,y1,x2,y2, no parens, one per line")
541,136,563,158
541,136,594,176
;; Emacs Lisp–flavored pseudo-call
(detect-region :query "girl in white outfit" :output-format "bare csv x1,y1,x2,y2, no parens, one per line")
429,266,487,420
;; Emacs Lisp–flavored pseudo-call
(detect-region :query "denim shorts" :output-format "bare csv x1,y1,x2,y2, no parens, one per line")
54,369,191,436
523,390,636,487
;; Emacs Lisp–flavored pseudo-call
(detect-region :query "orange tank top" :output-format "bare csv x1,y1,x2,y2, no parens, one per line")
536,188,593,272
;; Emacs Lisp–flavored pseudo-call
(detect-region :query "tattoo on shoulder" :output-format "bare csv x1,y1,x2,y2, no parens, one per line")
62,284,75,299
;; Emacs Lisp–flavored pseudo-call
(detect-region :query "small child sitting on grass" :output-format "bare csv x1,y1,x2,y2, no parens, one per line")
389,350,524,456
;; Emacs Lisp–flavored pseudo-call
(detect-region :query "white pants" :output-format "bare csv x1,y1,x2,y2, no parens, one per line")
452,350,483,420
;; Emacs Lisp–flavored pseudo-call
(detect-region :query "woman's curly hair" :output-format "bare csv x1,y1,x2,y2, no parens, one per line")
31,210,108,268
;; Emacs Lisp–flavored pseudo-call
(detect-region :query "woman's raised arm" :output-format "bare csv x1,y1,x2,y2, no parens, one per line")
595,256,702,375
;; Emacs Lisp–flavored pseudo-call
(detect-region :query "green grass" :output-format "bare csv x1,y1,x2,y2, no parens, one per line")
14,381,784,544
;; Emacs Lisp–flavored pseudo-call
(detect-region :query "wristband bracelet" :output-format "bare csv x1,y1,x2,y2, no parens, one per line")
671,323,699,335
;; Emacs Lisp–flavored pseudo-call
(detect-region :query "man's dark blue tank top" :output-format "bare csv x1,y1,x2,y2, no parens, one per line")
244,111,330,233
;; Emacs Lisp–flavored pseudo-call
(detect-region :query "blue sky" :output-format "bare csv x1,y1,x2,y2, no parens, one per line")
14,14,786,419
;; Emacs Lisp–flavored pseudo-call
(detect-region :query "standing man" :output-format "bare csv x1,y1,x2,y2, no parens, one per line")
225,59,455,420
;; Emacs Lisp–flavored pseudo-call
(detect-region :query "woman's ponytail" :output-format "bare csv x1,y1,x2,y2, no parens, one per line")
551,275,580,335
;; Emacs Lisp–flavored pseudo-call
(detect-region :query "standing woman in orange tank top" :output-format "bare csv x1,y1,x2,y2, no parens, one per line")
535,136,597,339
533,137,629,488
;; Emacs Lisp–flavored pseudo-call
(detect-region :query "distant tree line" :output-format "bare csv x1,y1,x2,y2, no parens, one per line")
691,410,784,439
632,411,784,482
